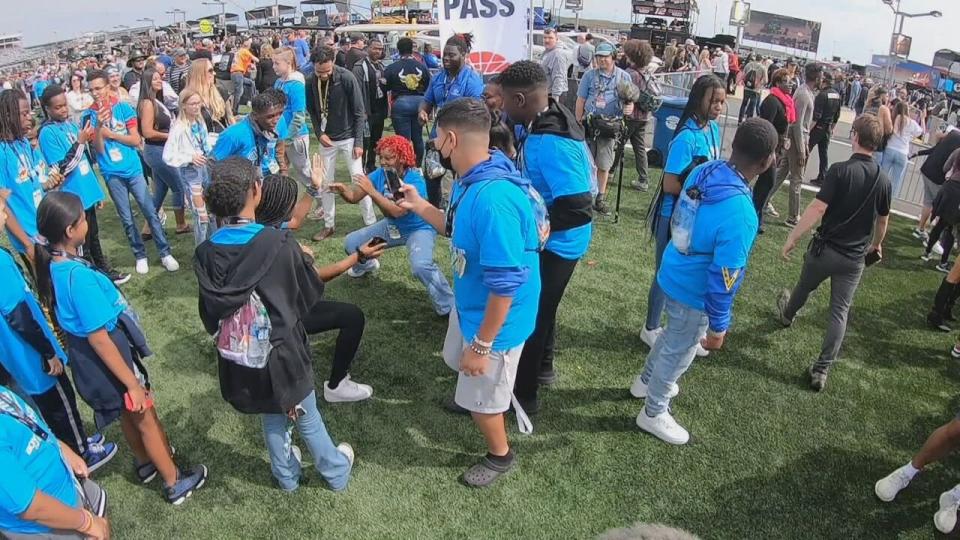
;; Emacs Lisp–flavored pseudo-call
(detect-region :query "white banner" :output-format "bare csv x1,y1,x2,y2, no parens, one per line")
438,0,531,76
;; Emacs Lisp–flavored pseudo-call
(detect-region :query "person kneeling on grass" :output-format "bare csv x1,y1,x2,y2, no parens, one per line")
632,118,778,446
875,413,960,534
255,171,383,403
330,134,455,316
195,158,372,493
33,192,207,505
399,98,541,487
0,381,110,540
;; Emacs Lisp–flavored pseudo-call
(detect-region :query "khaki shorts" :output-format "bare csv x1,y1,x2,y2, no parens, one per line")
588,135,617,171
442,310,524,415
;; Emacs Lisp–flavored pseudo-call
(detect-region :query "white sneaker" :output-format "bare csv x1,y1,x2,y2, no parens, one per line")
323,375,373,402
874,465,915,502
935,488,960,534
629,375,680,399
695,343,710,357
160,255,180,272
337,443,355,467
636,410,689,445
346,259,380,278
640,327,662,349
135,259,149,274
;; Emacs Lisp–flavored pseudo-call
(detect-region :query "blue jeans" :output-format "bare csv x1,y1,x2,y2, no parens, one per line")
141,144,184,211
880,148,907,199
104,174,171,260
181,164,217,246
260,391,352,492
231,72,254,113
391,95,426,164
639,297,708,416
344,219,454,315
644,213,671,331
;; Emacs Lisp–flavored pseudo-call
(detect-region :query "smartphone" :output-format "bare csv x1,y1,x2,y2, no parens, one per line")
124,390,154,412
369,236,387,247
865,249,882,267
385,169,404,201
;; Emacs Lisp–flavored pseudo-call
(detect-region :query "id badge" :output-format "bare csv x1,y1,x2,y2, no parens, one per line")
268,161,280,175
320,114,328,133
108,147,123,162
595,95,607,109
451,247,466,278
387,224,401,240
78,159,91,175
33,189,43,208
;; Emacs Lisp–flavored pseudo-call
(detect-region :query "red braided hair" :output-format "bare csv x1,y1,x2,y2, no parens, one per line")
375,135,417,168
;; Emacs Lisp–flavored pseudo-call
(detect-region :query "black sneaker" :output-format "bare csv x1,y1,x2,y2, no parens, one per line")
928,312,953,332
109,270,132,285
594,197,611,216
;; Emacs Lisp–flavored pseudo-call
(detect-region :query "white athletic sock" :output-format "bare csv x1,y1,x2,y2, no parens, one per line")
904,462,921,480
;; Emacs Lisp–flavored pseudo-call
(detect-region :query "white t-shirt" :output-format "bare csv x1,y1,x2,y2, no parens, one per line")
886,117,923,154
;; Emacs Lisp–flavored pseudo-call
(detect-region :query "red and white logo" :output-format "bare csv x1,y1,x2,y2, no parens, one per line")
468,51,511,75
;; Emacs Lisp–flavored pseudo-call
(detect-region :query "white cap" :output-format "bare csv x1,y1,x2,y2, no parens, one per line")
685,38,695,46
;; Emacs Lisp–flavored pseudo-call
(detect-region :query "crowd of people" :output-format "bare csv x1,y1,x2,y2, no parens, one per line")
0,24,959,538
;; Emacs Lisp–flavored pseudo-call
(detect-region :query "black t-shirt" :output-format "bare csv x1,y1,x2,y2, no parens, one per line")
816,153,892,258
189,49,213,62
921,130,960,185
384,57,431,96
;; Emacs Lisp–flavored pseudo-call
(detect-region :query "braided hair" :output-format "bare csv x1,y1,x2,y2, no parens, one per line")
0,89,28,142
255,175,298,227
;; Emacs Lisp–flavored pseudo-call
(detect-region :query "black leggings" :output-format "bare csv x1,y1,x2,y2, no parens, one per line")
302,301,365,388
83,206,110,272
927,220,956,265
752,157,778,226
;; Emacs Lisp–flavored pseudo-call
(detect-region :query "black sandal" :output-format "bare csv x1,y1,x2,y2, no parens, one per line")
462,455,515,488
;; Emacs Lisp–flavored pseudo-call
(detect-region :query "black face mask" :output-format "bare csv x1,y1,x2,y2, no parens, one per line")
437,134,454,172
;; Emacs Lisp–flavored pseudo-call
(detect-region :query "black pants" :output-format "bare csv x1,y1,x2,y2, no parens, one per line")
808,125,832,183
302,300,365,388
752,149,781,226
426,178,443,208
611,118,649,183
727,71,738,94
927,220,956,264
82,207,110,272
362,112,387,173
513,250,579,404
32,373,89,456
739,90,760,124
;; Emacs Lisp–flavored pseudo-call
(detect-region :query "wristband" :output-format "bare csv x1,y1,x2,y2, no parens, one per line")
472,336,493,349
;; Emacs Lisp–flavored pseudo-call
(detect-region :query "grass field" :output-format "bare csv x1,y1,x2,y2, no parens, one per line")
35,153,960,539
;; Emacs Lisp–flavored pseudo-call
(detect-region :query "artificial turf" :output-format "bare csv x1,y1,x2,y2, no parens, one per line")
30,156,960,539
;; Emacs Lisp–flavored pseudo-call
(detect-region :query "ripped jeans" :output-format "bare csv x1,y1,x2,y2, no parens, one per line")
181,164,217,246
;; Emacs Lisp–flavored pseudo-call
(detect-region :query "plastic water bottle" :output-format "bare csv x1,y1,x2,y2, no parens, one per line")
671,187,701,255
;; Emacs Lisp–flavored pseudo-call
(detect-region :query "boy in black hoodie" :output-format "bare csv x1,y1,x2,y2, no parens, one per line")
194,158,361,492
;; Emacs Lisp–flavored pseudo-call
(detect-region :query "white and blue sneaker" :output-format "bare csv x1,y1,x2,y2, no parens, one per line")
83,440,118,474
164,465,209,505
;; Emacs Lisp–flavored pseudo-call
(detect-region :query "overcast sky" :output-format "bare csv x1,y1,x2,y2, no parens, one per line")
2,0,954,66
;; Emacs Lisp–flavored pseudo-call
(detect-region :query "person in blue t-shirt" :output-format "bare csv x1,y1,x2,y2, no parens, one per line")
33,192,208,505
642,74,725,358
86,70,178,276
632,118,777,446
575,42,633,216
0,89,65,260
421,43,441,70
331,135,454,315
0,195,117,473
0,384,111,538
400,98,541,488
212,88,289,179
499,61,595,414
38,85,130,286
418,37,484,207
